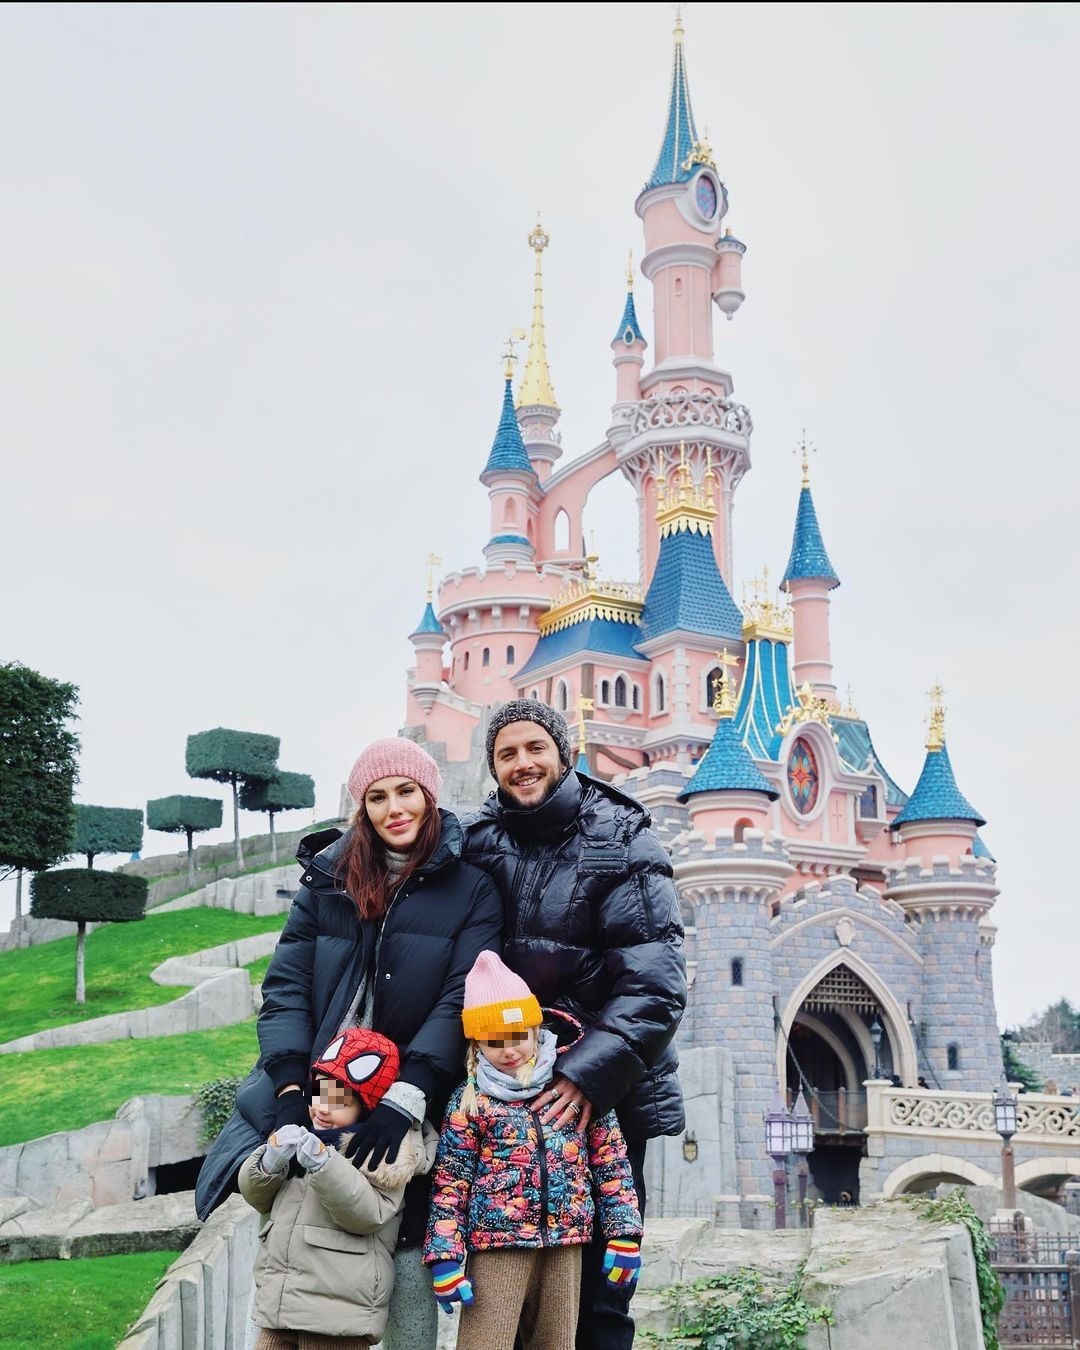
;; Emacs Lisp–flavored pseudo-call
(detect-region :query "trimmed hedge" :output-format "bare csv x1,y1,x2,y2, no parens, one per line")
147,795,224,833
30,869,149,924
186,728,279,782
72,805,144,859
239,771,315,813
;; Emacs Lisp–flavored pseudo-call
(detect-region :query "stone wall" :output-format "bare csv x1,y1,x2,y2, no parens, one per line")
117,1196,258,1350
1013,1042,1080,1092
0,1094,203,1210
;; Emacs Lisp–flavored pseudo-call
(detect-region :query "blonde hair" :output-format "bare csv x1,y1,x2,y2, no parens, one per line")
459,1033,539,1119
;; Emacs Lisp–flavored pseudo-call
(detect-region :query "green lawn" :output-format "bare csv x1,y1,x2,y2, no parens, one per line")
0,908,285,1043
0,1250,181,1349
0,1020,260,1147
245,953,272,984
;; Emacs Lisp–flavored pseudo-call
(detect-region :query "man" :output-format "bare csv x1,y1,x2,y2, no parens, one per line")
462,698,687,1350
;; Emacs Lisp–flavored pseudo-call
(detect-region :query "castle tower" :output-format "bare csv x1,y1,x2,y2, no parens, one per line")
676,661,791,1224
884,687,1001,1089
612,15,752,597
780,450,840,702
407,560,448,714
637,447,743,765
611,255,647,405
480,358,538,571
516,219,563,489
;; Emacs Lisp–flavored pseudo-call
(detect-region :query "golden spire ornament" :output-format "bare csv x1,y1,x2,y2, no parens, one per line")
925,682,946,752
425,554,443,603
517,214,558,409
712,648,740,717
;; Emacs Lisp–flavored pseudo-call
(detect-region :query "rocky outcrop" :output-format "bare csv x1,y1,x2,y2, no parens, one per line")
0,1192,199,1263
0,1094,203,1210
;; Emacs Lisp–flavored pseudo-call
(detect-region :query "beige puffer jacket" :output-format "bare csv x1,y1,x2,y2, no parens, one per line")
239,1124,437,1339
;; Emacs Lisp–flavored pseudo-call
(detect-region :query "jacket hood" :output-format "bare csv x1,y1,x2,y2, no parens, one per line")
360,1120,438,1192
546,1006,585,1055
297,810,463,887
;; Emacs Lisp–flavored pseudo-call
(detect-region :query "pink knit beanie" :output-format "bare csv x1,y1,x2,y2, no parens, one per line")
462,951,542,1040
348,737,443,806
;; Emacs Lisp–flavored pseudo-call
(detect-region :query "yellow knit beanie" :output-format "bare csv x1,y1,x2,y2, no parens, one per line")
462,951,542,1040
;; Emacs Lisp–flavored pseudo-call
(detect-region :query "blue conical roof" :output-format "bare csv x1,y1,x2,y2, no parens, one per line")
679,716,778,802
576,750,590,774
781,485,839,589
646,28,700,188
410,602,444,638
638,527,742,645
482,377,534,478
892,744,985,828
613,290,645,346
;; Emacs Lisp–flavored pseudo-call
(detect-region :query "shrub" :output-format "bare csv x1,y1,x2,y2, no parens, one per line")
72,805,143,866
186,729,280,782
31,869,148,924
196,1075,245,1146
146,795,223,833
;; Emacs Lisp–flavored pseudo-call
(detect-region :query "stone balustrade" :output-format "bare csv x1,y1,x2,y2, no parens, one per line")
866,1081,1080,1143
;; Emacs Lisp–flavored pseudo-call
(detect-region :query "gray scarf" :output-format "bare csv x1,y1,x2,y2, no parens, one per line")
475,1027,558,1103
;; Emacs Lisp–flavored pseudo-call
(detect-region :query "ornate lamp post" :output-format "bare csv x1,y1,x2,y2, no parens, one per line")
764,1085,794,1230
791,1088,815,1227
993,1073,1019,1212
869,1015,884,1079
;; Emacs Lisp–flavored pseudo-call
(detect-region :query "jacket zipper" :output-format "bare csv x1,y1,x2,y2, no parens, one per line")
530,1109,550,1246
371,879,413,1029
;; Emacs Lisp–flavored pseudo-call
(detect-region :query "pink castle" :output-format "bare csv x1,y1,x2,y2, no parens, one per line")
400,17,1005,1218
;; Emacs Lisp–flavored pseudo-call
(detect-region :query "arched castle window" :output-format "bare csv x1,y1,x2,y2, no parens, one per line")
858,784,878,819
529,687,539,700
482,648,490,667
705,666,724,709
731,958,744,986
600,679,610,705
674,276,683,296
554,679,569,712
632,684,640,712
653,671,666,713
554,509,570,551
947,1044,960,1072
504,498,517,524
734,817,753,843
463,651,470,671
614,676,627,708
506,645,515,665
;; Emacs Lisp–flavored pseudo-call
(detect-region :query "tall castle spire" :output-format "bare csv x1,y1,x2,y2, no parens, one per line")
517,217,558,410
645,11,704,189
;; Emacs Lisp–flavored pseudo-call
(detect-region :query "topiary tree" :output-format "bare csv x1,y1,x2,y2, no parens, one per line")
186,728,279,868
239,771,315,863
0,662,80,919
71,804,144,869
147,795,224,888
31,869,148,1004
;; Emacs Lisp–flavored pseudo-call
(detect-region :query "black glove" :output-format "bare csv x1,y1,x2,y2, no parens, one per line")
273,1089,310,1133
345,1102,412,1170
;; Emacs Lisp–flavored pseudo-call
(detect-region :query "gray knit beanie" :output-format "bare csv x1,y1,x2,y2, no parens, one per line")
485,699,573,778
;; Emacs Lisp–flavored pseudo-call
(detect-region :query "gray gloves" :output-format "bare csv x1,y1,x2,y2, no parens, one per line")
260,1123,304,1174
294,1129,330,1173
260,1124,331,1176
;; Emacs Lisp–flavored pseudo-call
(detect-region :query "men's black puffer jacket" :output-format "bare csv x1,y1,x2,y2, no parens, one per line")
461,770,687,1140
195,810,502,1232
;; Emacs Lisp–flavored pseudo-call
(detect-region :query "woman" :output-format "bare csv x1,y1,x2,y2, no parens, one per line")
196,737,503,1350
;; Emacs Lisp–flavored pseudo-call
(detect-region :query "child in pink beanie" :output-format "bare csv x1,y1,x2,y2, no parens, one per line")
422,951,642,1350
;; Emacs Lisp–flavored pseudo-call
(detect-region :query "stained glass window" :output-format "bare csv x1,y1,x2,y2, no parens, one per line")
695,174,718,218
787,736,820,814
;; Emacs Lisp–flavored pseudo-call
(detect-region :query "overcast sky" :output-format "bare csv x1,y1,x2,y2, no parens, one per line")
2,3,1078,1029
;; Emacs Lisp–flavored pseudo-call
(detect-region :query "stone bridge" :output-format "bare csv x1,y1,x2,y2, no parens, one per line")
860,1082,1080,1202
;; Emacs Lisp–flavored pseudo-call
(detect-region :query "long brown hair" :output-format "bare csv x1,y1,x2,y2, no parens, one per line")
337,786,442,920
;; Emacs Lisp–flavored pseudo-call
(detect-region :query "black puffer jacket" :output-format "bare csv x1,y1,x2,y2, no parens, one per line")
461,769,686,1140
195,811,502,1230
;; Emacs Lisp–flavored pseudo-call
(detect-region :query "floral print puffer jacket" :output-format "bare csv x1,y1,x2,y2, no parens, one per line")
423,1022,642,1265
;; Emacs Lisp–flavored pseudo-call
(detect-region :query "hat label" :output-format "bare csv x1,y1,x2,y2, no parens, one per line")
502,1007,524,1024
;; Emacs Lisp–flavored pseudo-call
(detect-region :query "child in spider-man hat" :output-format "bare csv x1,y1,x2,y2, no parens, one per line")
239,1027,437,1350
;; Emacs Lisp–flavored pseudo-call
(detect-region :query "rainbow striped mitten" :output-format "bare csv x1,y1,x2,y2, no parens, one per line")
431,1259,475,1314
602,1238,642,1286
